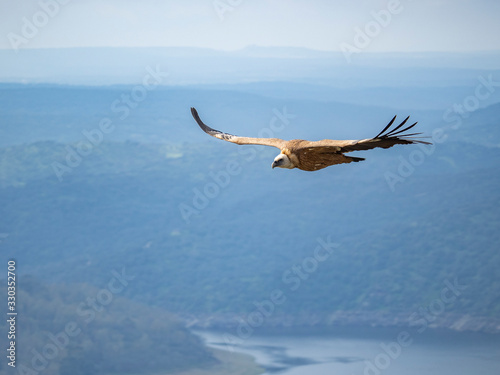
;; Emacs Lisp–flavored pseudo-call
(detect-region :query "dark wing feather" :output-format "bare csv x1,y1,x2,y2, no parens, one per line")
337,116,431,152
383,116,410,136
374,115,397,138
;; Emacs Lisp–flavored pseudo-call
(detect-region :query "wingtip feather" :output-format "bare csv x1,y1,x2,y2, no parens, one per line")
373,115,432,145
375,115,397,138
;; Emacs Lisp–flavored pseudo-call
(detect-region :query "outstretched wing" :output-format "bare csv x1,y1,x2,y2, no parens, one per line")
296,116,431,153
191,108,286,150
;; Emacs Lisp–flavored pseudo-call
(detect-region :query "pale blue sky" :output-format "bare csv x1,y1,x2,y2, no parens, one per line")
1,0,499,52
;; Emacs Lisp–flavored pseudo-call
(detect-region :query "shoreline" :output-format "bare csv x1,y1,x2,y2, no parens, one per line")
183,311,500,335
170,348,264,375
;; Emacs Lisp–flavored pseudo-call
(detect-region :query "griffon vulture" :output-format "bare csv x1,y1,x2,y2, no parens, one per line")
190,107,430,172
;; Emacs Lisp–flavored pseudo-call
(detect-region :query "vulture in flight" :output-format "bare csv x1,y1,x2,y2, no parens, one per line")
190,107,430,172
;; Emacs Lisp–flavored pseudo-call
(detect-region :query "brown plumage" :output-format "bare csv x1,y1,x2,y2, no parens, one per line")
190,107,431,172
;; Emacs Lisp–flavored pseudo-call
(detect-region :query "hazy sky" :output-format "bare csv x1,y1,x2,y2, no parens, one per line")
1,0,499,52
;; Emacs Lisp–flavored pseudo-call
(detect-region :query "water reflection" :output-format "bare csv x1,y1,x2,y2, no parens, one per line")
195,329,500,375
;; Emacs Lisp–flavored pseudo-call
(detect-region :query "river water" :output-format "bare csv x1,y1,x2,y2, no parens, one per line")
195,328,500,375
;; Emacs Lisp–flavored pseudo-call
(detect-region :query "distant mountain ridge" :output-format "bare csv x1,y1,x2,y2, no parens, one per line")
1,47,499,86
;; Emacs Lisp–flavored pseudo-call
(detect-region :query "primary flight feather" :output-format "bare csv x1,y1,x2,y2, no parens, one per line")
191,107,430,172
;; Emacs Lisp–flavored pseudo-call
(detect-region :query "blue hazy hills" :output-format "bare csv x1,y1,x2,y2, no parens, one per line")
0,46,499,374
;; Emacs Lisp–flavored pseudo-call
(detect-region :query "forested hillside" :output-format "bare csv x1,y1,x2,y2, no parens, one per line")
1,85,499,335
0,279,218,375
